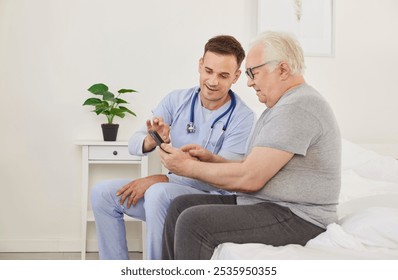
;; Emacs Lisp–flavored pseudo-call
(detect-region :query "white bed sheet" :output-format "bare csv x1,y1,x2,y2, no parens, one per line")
211,140,398,260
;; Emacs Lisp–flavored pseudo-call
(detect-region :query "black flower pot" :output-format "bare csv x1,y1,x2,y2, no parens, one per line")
101,123,119,141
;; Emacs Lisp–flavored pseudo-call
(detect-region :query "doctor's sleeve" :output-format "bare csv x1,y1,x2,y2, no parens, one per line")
217,111,256,161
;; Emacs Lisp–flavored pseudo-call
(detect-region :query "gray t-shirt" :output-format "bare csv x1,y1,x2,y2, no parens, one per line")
237,83,341,228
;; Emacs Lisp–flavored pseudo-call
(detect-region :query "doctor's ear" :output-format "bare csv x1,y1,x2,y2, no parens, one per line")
198,57,204,72
232,69,241,83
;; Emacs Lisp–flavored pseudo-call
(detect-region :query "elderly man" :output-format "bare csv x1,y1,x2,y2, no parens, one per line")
159,31,341,260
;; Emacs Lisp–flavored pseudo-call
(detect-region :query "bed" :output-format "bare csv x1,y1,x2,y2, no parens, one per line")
211,139,398,259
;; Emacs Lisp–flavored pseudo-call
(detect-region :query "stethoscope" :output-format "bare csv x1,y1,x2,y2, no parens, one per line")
186,88,237,152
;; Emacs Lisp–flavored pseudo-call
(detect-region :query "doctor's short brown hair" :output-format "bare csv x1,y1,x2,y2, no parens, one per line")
204,35,245,68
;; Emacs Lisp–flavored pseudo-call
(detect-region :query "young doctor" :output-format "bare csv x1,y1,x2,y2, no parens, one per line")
90,35,256,260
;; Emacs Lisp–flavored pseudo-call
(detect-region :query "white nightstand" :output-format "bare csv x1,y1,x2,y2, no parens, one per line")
76,141,148,260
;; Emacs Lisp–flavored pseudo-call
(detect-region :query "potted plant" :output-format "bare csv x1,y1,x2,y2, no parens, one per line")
83,83,138,141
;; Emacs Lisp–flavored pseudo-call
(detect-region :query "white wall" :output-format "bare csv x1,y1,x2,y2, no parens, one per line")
305,0,398,144
0,0,397,252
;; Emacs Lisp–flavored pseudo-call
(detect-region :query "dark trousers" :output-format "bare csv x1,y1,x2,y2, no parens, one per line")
162,194,325,260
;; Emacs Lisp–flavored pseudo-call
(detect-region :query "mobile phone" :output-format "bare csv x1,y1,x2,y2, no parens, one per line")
148,130,169,153
148,130,164,146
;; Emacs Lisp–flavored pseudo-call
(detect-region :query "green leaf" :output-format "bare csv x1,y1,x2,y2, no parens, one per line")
98,100,110,107
109,108,126,118
115,112,126,118
88,83,108,94
102,91,115,101
94,108,107,115
94,101,110,112
119,106,136,116
82,98,102,106
115,98,128,104
118,88,138,94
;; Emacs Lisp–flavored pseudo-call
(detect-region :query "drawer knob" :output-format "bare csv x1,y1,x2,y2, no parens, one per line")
113,151,118,156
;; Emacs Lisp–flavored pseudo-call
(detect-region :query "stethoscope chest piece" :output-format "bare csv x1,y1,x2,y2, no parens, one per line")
186,122,195,133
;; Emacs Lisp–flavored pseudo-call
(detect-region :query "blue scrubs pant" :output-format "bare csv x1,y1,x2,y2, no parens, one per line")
90,179,209,259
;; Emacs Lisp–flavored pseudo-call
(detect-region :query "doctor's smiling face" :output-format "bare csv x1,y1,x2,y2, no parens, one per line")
198,51,241,110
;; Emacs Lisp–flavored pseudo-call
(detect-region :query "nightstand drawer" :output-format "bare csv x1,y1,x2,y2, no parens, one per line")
88,145,141,161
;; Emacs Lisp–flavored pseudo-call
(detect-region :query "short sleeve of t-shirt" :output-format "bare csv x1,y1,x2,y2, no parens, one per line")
251,105,321,156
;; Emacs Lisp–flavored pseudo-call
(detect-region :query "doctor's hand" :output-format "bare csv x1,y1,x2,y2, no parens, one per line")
159,144,195,177
116,174,169,208
143,117,170,152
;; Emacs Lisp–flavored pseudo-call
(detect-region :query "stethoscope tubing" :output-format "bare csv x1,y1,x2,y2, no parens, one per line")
188,88,237,133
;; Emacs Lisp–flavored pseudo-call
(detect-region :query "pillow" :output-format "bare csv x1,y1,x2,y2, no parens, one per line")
341,139,398,183
339,207,398,249
337,194,398,218
341,139,380,170
353,157,398,184
339,170,398,203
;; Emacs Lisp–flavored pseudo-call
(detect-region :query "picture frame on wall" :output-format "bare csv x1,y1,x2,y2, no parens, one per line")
258,0,334,57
